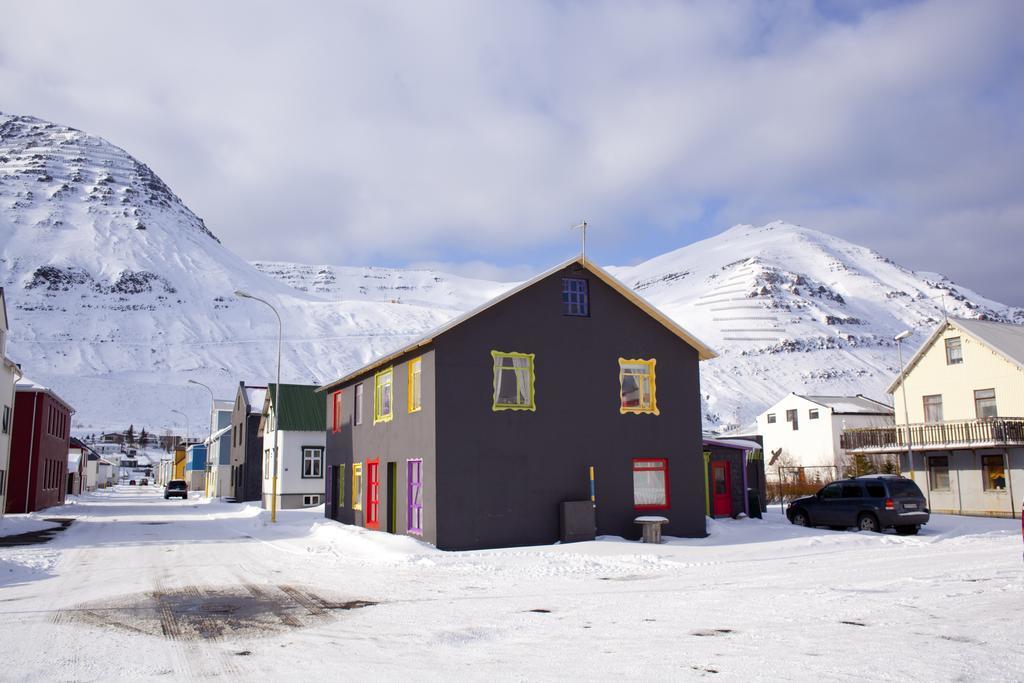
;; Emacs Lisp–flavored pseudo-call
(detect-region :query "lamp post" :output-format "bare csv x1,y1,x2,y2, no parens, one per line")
188,379,216,497
894,330,913,479
235,289,282,523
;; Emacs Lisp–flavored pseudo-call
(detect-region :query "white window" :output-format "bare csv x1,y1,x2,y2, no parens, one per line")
263,449,271,479
945,337,963,365
302,447,323,478
766,413,776,424
303,494,321,506
354,383,364,425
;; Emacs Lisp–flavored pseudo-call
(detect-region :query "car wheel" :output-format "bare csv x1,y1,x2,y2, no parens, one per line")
895,525,919,536
857,513,880,533
791,509,810,527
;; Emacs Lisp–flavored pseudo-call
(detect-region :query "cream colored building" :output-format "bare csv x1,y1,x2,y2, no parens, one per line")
0,289,22,519
842,318,1023,518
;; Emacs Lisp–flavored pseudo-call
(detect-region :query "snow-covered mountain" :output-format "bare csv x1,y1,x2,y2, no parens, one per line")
2,112,1021,434
0,113,454,433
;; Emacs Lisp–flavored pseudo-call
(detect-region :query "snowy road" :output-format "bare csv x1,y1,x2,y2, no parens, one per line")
0,488,1022,681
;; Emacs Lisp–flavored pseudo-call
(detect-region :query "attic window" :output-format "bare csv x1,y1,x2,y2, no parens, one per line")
492,351,536,411
945,337,963,365
809,409,819,420
562,278,589,316
767,413,777,424
619,358,658,415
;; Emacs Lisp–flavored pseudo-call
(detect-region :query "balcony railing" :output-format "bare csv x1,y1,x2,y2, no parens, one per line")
841,417,1024,453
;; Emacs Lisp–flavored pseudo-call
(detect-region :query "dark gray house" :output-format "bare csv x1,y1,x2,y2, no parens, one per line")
229,383,265,503
320,257,716,550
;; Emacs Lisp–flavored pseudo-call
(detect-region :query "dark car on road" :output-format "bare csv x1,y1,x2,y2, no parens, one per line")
787,475,929,535
164,480,188,500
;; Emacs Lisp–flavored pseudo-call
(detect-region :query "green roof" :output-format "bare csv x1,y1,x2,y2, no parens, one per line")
265,383,325,432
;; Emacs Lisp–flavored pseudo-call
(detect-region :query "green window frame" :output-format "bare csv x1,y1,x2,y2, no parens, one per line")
374,367,394,424
491,350,536,411
619,358,659,415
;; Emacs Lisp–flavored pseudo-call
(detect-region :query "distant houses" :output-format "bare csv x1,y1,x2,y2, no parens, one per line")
318,257,716,550
842,318,1024,518
758,393,894,479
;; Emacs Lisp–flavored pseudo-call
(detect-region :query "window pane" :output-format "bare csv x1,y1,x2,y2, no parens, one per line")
767,413,776,424
982,455,1006,491
945,337,963,364
492,352,534,410
809,409,819,419
923,395,943,423
865,484,886,498
841,485,862,498
562,278,589,316
632,459,667,508
354,384,363,425
820,483,841,499
974,389,997,418
928,456,950,490
620,360,656,414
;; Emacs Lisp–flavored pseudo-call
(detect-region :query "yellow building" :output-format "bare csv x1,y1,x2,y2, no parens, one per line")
842,318,1023,518
173,447,187,480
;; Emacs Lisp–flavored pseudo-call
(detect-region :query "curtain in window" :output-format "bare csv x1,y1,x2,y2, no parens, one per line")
512,355,531,405
633,468,666,506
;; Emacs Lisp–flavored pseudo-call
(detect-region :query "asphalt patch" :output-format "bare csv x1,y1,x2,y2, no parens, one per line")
61,585,377,641
0,518,74,547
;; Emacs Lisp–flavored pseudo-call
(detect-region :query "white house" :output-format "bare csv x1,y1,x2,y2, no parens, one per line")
0,288,21,519
260,383,326,510
203,399,234,498
758,394,894,479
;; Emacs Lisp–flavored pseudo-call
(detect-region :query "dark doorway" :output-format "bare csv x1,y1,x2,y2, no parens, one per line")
327,465,339,521
386,462,397,534
712,461,732,517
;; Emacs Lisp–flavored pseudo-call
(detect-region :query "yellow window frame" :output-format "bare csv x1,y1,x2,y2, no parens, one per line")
408,357,423,413
352,463,363,510
373,367,394,424
491,350,536,412
619,357,659,415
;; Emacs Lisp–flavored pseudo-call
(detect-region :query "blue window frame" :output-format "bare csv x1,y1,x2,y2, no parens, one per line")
562,277,589,316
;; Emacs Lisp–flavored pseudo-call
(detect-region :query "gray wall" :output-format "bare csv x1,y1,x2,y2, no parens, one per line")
229,385,263,502
433,264,706,550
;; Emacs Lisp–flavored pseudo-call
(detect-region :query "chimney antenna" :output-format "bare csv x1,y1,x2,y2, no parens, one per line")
572,220,588,265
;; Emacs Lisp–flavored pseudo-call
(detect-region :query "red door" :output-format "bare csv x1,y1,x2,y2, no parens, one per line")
711,461,732,517
366,460,380,529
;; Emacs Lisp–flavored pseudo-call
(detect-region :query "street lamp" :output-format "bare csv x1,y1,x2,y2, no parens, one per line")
170,409,190,446
189,379,216,497
235,289,282,524
894,330,914,480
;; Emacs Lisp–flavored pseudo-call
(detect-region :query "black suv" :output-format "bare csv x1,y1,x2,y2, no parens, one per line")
786,475,929,535
164,480,188,500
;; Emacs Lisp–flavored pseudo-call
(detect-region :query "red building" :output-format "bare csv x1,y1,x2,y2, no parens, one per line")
5,379,73,514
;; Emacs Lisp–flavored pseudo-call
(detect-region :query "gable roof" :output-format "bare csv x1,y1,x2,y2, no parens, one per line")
319,256,716,392
887,318,1024,393
800,394,893,415
264,383,326,432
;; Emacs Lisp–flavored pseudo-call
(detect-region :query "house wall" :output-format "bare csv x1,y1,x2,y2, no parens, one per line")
6,391,71,513
325,349,438,545
0,361,17,518
894,325,1024,423
433,265,705,550
228,388,263,502
904,447,1023,518
758,395,839,474
261,427,326,510
831,413,895,470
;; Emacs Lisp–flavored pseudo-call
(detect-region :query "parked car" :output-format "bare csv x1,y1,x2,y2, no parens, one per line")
164,480,188,500
129,479,136,486
787,475,929,535
140,478,149,486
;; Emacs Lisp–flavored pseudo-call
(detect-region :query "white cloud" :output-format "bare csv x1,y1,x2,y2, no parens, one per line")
0,0,1021,303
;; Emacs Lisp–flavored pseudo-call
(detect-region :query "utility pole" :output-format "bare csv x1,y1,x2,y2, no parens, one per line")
572,220,588,265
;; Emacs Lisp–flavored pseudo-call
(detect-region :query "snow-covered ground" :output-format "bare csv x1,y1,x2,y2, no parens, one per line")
0,488,1020,680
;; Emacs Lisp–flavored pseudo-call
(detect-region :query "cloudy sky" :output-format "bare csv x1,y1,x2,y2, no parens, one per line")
2,0,1022,303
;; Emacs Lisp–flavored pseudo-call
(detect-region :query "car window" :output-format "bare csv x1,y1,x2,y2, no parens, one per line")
819,483,842,499
888,479,924,498
864,484,886,498
841,484,863,498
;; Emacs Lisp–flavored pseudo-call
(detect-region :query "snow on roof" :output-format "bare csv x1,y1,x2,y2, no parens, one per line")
16,376,49,391
67,452,82,469
204,424,232,444
887,318,1024,393
800,394,893,414
245,387,267,411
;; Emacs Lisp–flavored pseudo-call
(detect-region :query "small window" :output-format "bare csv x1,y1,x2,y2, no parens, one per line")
864,483,886,498
332,391,343,432
809,409,819,420
2,405,8,434
632,458,669,509
619,358,658,415
407,459,423,535
840,484,863,498
263,449,271,480
352,463,363,510
302,447,323,478
337,464,346,507
562,277,589,316
786,409,799,431
492,351,536,411
374,368,394,424
0,469,5,496
945,337,963,365
354,383,364,425
408,357,422,413
928,456,950,490
974,389,997,419
766,413,776,424
303,494,321,506
923,395,943,423
982,455,1006,491
366,460,380,528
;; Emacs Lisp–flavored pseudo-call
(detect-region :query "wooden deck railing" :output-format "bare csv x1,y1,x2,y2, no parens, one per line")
841,417,1024,452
